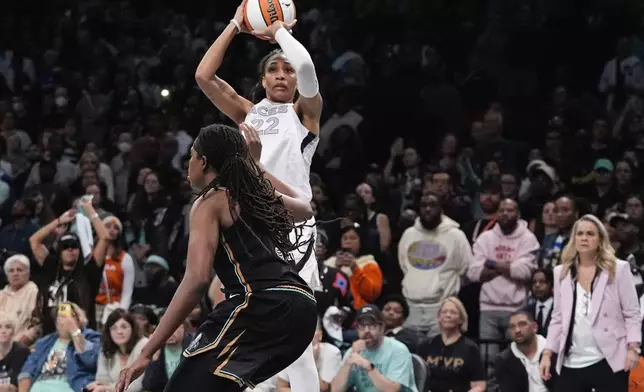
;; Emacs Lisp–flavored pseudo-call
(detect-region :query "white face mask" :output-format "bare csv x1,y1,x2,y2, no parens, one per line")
117,142,132,153
54,96,68,107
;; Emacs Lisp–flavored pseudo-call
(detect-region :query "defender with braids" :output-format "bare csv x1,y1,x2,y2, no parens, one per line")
116,124,318,392
196,3,323,390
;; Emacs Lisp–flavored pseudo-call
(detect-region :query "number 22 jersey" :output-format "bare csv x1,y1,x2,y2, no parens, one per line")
244,98,321,291
244,98,317,201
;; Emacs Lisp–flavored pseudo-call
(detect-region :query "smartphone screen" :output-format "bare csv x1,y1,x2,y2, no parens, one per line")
58,303,72,316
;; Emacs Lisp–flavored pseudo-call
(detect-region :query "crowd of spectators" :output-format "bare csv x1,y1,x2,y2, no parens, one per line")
1,0,644,391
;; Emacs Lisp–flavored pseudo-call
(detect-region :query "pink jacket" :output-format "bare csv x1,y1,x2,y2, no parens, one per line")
546,259,642,373
467,220,539,312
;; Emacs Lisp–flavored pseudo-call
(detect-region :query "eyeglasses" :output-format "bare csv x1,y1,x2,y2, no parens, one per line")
356,323,380,331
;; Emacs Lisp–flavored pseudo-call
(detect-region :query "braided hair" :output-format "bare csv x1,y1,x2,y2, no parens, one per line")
193,123,297,262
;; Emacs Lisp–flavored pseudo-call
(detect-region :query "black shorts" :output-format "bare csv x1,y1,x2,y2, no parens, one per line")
176,284,317,389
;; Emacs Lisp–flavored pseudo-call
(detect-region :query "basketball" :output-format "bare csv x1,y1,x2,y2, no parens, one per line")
243,0,296,38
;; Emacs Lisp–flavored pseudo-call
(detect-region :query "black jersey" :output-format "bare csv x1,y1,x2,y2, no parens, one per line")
215,218,308,295
181,218,317,389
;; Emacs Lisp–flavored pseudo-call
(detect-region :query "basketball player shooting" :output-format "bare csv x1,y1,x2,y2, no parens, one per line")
195,2,322,391
115,124,318,392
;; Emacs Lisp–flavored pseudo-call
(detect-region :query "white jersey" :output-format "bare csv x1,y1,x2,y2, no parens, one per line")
244,99,321,290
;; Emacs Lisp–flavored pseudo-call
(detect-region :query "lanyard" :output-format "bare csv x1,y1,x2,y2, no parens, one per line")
472,219,496,242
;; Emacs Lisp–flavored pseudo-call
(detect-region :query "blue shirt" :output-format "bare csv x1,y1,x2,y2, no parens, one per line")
19,329,100,392
30,339,74,392
163,346,182,377
342,337,418,392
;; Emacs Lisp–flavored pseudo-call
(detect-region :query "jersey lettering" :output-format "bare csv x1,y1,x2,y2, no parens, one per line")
251,117,280,135
266,0,280,23
248,104,289,117
244,99,320,289
244,99,316,201
48,282,68,307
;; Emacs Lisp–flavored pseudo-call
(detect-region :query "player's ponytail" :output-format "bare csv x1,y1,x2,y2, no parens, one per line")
249,81,266,104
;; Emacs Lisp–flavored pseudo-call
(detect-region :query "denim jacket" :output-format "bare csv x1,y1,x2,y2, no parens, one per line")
18,329,101,392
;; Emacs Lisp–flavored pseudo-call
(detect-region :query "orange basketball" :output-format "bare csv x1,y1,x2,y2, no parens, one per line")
243,0,296,40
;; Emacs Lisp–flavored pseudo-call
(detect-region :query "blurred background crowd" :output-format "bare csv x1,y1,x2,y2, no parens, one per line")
1,0,644,391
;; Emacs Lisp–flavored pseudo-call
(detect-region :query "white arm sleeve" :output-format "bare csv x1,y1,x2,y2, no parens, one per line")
119,253,135,310
274,28,319,98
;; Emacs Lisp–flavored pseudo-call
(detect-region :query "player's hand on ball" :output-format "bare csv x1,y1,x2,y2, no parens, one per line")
240,122,262,162
252,20,297,42
233,1,250,33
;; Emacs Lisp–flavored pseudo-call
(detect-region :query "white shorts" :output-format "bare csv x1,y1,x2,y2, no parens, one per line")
290,219,321,291
277,343,320,392
298,251,321,291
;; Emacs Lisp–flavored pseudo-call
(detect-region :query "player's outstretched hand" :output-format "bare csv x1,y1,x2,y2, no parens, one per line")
116,355,151,392
240,122,262,162
252,20,297,42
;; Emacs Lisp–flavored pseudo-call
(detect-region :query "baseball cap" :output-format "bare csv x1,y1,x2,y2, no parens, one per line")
526,159,547,175
594,158,614,172
609,213,638,226
533,164,556,183
130,304,160,326
367,163,381,174
355,304,383,324
146,255,170,271
59,233,80,248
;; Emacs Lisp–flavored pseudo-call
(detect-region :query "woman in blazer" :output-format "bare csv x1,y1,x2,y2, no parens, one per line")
539,214,642,392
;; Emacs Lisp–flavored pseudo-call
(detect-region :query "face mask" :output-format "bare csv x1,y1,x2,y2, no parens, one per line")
118,142,132,153
55,96,68,107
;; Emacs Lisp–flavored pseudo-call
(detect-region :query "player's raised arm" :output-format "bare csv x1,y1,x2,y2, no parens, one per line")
253,20,323,133
195,2,253,125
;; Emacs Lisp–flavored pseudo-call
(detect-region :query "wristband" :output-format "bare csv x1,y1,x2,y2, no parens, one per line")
230,19,241,34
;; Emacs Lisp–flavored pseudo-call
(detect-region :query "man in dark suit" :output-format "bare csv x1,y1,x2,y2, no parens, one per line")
496,310,558,392
525,268,553,337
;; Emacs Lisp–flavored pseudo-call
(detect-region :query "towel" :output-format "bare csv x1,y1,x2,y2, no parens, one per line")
73,212,94,261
